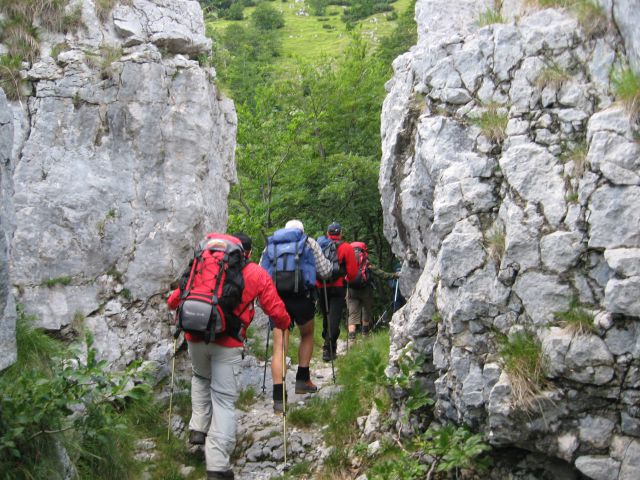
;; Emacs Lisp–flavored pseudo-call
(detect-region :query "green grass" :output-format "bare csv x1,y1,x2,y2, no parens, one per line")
43,275,72,287
477,7,504,26
236,385,258,411
561,140,589,177
497,330,547,409
535,62,571,90
554,297,595,334
0,55,26,101
207,0,413,69
483,223,505,266
612,66,640,120
470,103,509,142
286,330,390,477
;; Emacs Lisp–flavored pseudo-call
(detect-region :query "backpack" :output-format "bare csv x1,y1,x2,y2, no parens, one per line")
349,241,370,288
261,228,316,295
177,233,247,343
317,235,344,282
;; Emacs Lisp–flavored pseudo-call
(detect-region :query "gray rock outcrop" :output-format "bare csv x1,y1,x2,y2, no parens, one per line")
2,0,236,369
0,90,16,371
381,0,640,476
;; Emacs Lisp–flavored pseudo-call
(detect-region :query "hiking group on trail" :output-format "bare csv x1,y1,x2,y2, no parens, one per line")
166,223,398,479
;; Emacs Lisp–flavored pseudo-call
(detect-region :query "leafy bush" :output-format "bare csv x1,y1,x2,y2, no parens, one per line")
0,311,152,478
251,2,285,30
226,2,244,20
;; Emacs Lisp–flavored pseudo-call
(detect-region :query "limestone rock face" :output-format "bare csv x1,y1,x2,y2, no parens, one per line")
0,91,16,371
2,0,236,370
381,0,640,476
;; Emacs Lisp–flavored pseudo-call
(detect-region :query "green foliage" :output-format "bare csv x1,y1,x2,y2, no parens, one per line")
368,425,491,479
477,7,504,26
0,15,40,62
571,0,608,37
251,2,285,30
226,1,245,20
419,425,491,474
308,0,330,16
388,349,433,423
612,66,640,120
554,297,595,334
497,330,546,408
470,103,509,142
43,275,72,287
0,55,25,101
0,314,153,479
342,0,394,25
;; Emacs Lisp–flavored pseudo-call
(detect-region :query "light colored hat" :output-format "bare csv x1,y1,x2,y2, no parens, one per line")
285,219,304,232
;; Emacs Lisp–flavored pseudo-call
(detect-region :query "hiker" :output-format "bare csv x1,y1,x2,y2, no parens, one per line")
316,222,357,362
346,241,399,340
260,219,332,413
167,232,291,480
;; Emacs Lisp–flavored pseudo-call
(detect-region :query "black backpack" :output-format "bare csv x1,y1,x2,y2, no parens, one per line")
318,236,344,282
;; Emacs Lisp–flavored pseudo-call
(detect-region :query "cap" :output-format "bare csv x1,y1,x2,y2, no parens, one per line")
232,232,252,252
285,219,304,232
327,222,342,235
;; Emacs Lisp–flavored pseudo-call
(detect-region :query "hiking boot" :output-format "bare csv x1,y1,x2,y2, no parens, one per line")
273,399,284,415
207,470,234,480
322,345,336,362
295,379,318,394
348,332,357,341
189,430,206,445
362,326,370,337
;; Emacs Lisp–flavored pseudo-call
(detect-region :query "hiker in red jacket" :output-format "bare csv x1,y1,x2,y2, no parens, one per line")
167,232,290,480
316,222,357,361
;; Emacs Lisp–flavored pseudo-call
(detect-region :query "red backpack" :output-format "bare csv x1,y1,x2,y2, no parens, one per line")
349,241,370,289
178,233,247,342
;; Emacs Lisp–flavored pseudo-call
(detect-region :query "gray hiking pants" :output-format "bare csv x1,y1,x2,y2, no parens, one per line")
188,341,242,472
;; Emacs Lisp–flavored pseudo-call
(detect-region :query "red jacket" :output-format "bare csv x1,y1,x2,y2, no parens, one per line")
317,234,358,288
168,262,291,347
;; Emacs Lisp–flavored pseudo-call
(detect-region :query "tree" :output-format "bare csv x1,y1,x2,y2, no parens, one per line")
251,3,285,30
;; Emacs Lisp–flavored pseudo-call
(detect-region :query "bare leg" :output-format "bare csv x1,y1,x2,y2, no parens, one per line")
271,328,290,386
298,320,314,368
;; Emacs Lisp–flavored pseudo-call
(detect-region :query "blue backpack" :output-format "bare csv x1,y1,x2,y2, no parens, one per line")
261,228,316,294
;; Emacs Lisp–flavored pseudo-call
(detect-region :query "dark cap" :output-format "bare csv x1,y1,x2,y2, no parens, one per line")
232,232,252,252
327,222,342,235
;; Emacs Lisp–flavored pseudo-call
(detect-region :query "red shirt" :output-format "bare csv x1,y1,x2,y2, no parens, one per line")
168,262,291,347
316,234,358,288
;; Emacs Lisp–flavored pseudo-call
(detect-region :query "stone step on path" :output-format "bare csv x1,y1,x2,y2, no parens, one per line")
231,340,349,479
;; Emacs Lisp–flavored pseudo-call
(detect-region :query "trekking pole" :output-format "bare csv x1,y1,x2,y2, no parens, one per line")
345,285,350,353
322,281,336,384
281,330,290,471
167,327,180,440
393,277,400,311
261,323,271,395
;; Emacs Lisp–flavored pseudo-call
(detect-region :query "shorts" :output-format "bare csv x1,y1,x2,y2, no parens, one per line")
270,292,316,329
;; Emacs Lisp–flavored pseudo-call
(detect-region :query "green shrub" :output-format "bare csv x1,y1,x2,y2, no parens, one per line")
226,2,244,20
554,297,595,334
0,316,152,479
0,16,40,62
251,3,285,30
418,425,491,475
235,386,257,411
612,66,640,120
